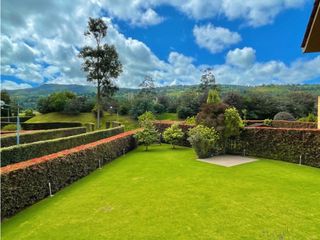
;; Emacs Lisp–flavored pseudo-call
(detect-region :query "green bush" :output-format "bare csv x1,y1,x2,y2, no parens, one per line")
24,109,35,117
135,114,159,150
1,124,17,131
224,107,244,139
1,131,137,219
185,116,196,125
138,111,156,125
1,127,86,147
263,119,272,126
0,126,124,167
163,123,184,148
299,113,317,123
188,125,220,159
273,112,295,121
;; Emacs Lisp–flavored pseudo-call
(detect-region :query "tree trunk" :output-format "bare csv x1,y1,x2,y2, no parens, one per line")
97,81,101,129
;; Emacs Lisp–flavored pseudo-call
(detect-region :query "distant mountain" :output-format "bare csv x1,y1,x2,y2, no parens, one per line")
6,83,320,109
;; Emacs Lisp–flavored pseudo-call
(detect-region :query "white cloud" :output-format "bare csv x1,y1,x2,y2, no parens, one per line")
1,80,32,90
98,0,307,27
193,24,241,53
226,47,256,68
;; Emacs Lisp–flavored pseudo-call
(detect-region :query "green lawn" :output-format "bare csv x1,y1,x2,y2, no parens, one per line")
156,112,180,120
26,112,139,131
2,145,320,239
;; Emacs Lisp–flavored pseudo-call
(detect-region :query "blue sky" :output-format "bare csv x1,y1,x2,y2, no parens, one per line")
1,0,320,89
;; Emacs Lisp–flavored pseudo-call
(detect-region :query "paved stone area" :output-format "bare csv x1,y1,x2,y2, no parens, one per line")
197,155,258,167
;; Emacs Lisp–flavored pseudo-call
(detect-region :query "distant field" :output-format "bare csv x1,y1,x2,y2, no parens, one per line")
26,112,139,131
26,112,180,131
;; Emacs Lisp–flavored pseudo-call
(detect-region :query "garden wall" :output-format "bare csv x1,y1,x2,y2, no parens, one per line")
1,130,138,219
1,127,87,147
228,127,320,168
1,126,124,167
21,122,83,130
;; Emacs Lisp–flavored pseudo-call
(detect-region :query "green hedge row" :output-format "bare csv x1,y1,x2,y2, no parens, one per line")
1,131,137,219
21,122,83,130
227,127,320,168
0,126,124,167
244,120,317,129
1,127,87,147
0,116,32,123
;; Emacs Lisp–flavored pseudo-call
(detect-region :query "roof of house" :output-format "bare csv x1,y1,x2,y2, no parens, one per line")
301,0,320,52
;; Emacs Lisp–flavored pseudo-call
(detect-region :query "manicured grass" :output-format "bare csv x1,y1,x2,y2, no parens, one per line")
156,112,180,120
26,112,138,131
2,145,320,239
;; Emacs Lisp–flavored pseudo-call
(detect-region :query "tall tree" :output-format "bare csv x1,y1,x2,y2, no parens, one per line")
139,75,156,98
199,68,216,92
79,17,122,128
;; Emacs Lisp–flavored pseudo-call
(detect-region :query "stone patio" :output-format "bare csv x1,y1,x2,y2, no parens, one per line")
197,155,258,167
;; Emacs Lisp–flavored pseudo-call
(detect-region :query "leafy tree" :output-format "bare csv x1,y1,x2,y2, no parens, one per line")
163,124,184,148
283,92,316,118
224,107,244,139
24,109,35,117
1,90,11,117
79,17,122,128
139,75,156,98
138,111,155,125
199,68,216,92
37,91,76,113
223,92,245,112
207,89,221,104
135,113,159,151
177,91,201,119
196,103,229,134
188,125,220,158
130,97,155,119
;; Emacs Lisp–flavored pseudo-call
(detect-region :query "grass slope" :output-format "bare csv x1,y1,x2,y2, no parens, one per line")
26,112,138,131
2,145,320,239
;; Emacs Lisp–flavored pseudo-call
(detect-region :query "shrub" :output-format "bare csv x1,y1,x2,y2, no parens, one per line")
224,107,244,139
0,126,124,167
263,119,272,126
63,98,81,115
1,130,137,219
274,112,295,121
163,123,184,148
1,124,17,131
1,127,86,147
177,106,195,119
135,115,158,150
129,98,155,119
153,103,166,114
24,109,35,117
188,125,220,159
196,103,229,134
207,89,221,104
138,111,155,125
185,116,196,125
299,113,317,123
37,91,76,113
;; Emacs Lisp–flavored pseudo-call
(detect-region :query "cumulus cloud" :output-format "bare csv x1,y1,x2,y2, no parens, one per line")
193,24,241,53
98,0,307,27
1,80,32,90
226,47,256,68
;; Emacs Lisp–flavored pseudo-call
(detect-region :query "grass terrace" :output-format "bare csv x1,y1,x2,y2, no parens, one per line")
2,144,320,239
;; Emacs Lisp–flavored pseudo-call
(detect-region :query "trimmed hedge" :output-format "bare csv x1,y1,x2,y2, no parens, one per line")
153,120,193,146
1,130,137,219
0,126,124,167
1,127,86,147
228,127,320,167
244,120,317,129
0,116,32,123
155,121,320,168
21,122,83,130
